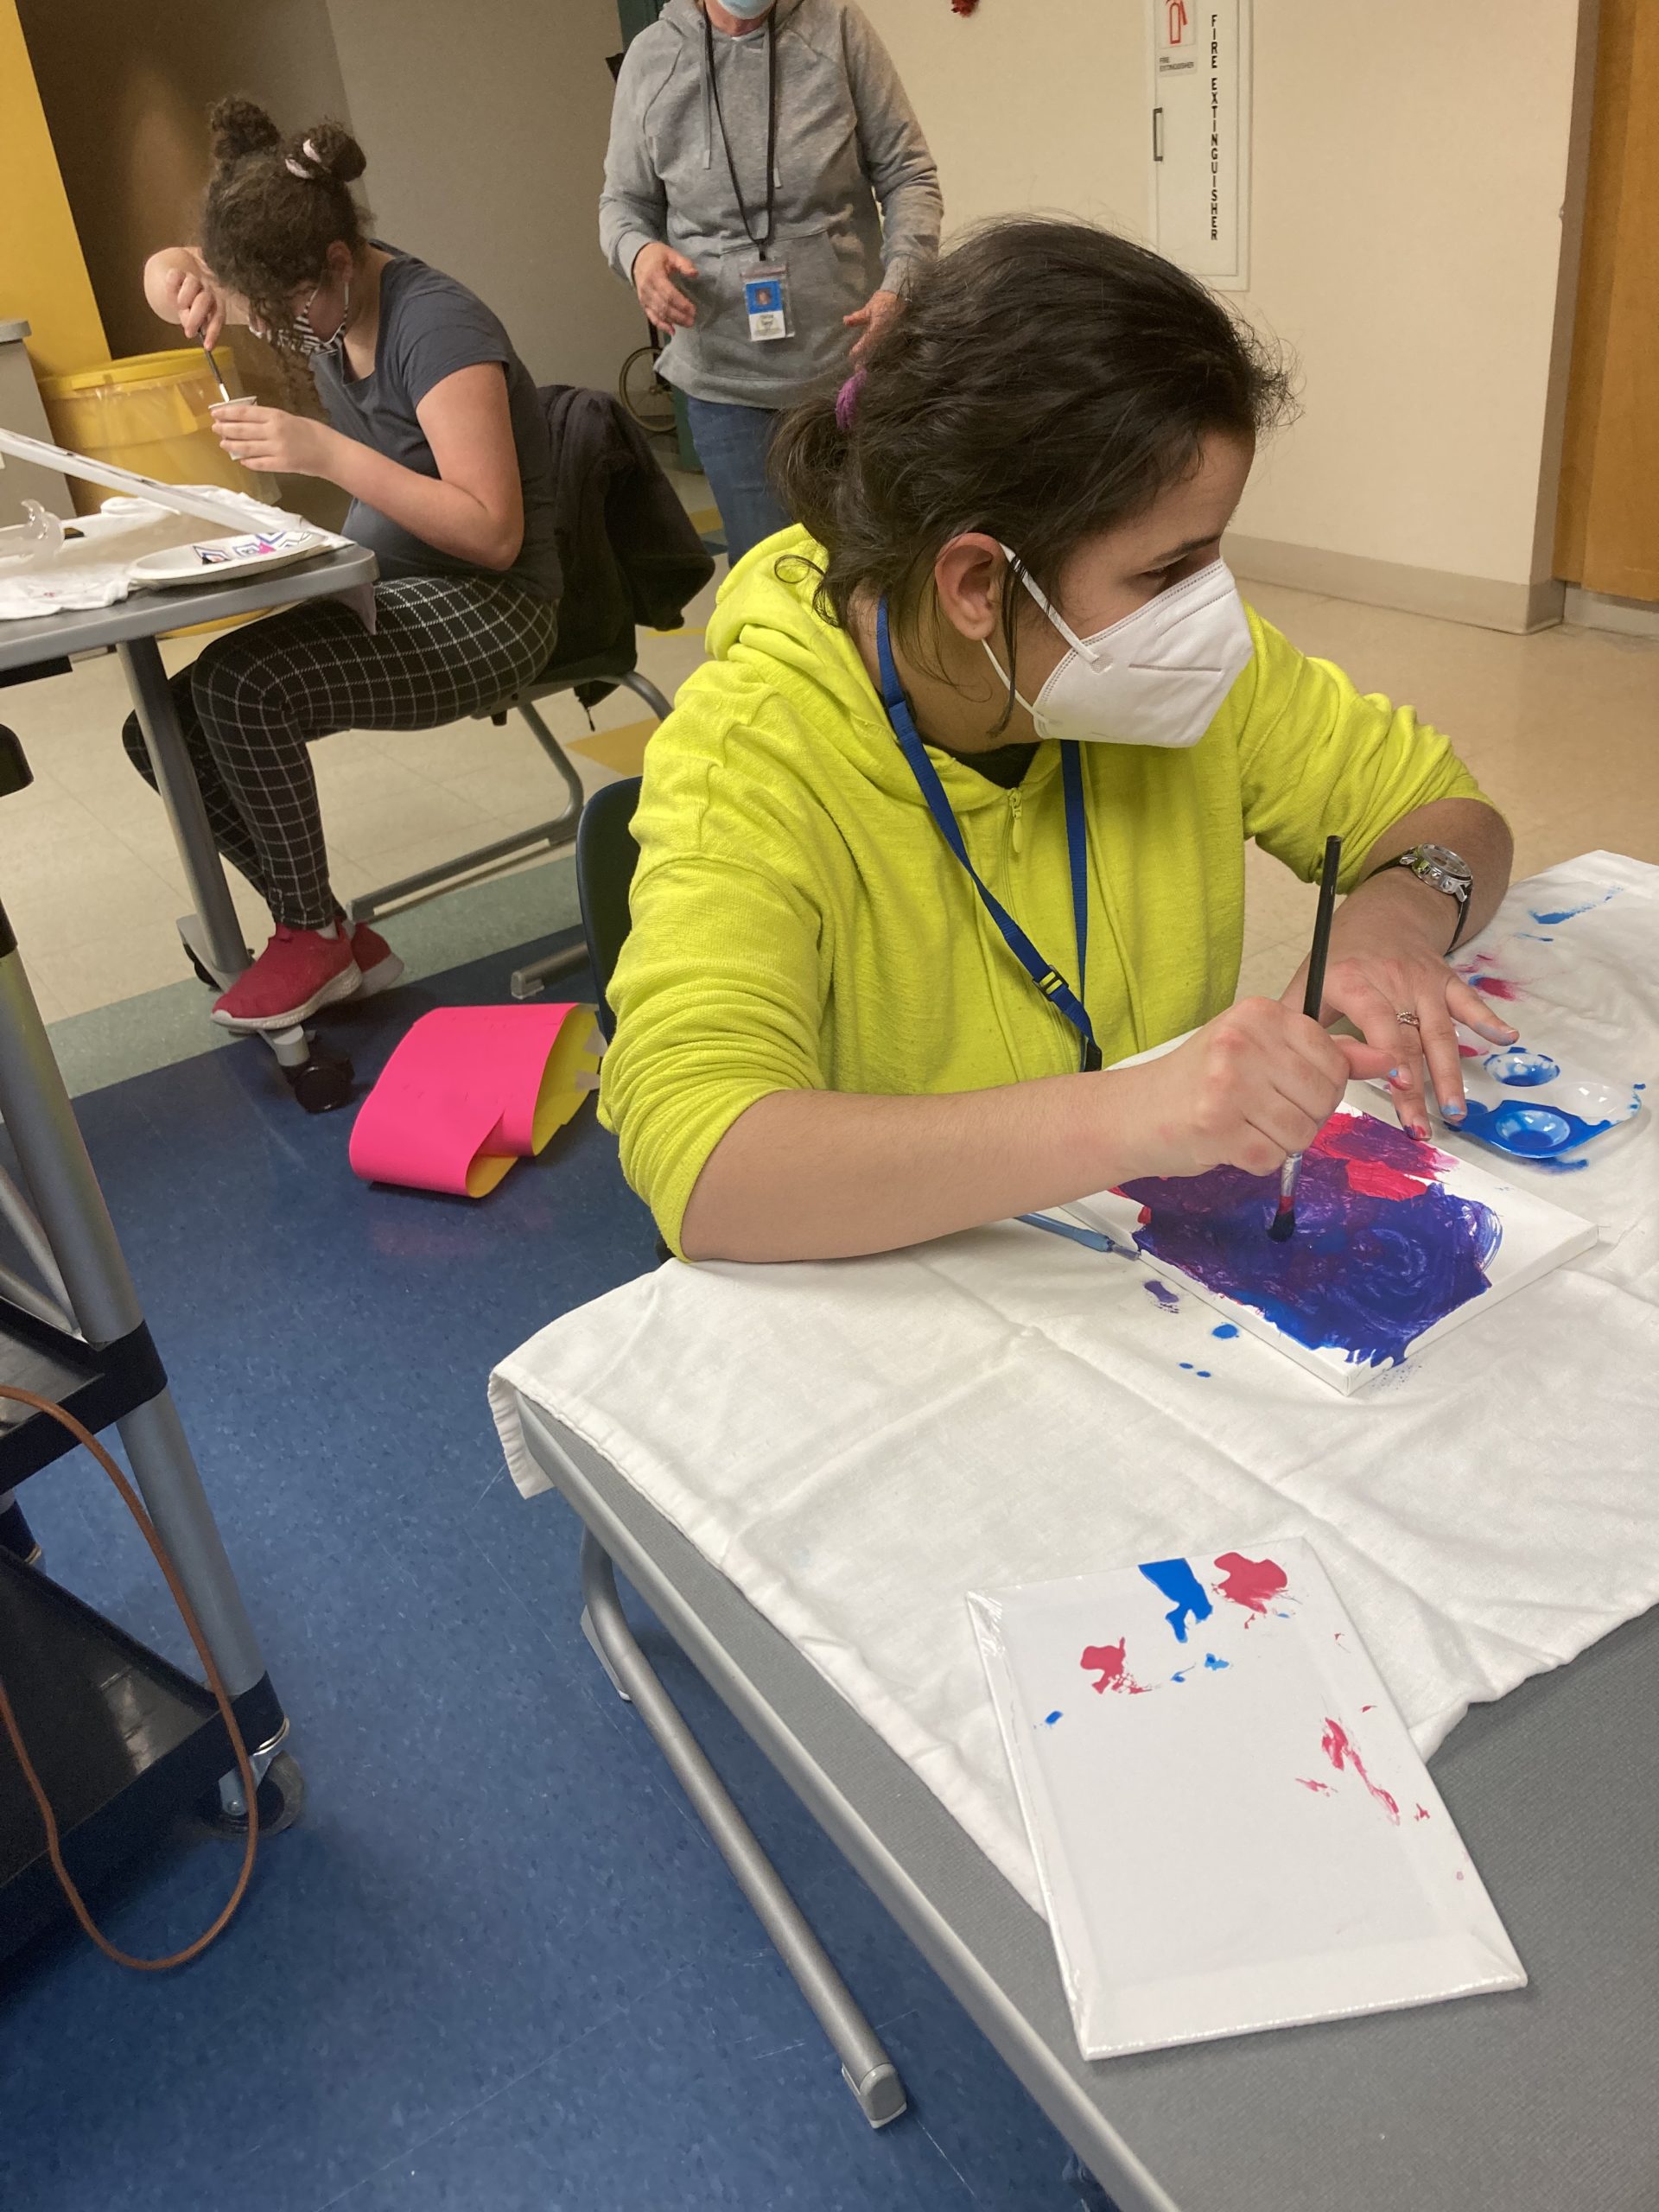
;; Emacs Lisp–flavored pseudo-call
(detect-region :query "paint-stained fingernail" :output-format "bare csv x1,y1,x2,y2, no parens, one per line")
1411,1122,1432,1141
1441,1103,1465,1122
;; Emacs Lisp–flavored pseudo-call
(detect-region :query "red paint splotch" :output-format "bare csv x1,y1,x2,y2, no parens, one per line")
1213,1551,1289,1615
1414,1805,1432,1822
1320,1717,1401,1823
1079,1638,1150,1695
1310,1112,1458,1200
1471,972,1522,1002
1295,1778,1335,1796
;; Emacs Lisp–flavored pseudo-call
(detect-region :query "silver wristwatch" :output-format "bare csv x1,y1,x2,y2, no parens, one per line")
1364,842,1474,950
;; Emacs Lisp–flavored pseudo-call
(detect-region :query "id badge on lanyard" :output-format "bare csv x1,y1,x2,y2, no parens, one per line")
742,263,791,342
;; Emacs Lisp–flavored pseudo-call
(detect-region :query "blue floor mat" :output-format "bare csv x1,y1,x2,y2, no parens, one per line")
0,929,1076,2212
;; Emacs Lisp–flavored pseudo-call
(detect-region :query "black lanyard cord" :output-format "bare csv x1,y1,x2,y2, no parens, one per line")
704,5,778,259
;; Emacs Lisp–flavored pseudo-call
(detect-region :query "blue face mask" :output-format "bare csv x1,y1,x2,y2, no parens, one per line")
714,0,774,19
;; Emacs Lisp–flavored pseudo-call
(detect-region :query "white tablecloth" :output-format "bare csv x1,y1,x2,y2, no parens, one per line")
490,855,1659,1915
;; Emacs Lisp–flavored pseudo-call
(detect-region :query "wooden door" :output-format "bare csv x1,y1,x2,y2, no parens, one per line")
1555,0,1659,601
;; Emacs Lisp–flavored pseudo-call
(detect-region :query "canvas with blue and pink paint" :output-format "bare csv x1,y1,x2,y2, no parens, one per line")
968,1540,1526,2059
1069,1102,1596,1395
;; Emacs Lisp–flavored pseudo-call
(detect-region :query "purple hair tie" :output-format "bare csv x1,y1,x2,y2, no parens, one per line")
834,368,867,432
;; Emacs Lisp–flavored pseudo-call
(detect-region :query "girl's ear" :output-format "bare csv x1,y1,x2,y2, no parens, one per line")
932,533,1007,643
327,239,356,281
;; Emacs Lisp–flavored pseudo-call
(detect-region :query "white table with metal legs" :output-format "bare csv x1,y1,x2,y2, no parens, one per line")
505,1395,1659,2212
0,543,378,1109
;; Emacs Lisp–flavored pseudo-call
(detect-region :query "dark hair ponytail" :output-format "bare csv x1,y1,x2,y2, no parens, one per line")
771,218,1294,668
200,98,372,348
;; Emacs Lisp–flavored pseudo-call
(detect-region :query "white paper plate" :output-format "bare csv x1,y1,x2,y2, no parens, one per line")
129,530,327,588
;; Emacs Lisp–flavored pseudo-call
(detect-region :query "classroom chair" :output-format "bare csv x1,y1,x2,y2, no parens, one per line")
574,772,644,1041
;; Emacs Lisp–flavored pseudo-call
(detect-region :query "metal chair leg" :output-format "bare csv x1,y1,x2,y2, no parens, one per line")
578,1531,907,2129
614,670,673,719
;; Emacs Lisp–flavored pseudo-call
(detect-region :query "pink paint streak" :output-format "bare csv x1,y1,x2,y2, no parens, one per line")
1320,1717,1401,1823
1080,1638,1150,1696
1414,1805,1431,1821
1470,972,1522,1002
1310,1113,1459,1198
1213,1552,1289,1615
1295,1778,1334,1796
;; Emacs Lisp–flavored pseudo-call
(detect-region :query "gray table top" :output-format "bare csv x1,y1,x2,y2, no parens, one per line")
0,541,378,674
513,1394,1659,2212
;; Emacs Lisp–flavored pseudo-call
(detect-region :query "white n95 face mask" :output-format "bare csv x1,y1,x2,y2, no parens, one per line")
983,549,1254,748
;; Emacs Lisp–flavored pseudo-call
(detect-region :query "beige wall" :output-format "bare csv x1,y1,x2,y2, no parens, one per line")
322,0,646,395
864,0,1593,613
16,0,352,361
0,0,107,375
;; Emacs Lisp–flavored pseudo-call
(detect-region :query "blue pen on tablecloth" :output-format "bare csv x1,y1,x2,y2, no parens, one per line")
1018,1211,1133,1260
1268,833,1344,1243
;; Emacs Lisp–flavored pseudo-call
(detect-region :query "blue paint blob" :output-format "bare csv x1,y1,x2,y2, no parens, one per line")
1202,1654,1230,1671
1044,1710,1062,1726
1518,931,1555,943
1484,1046,1560,1089
1211,1323,1240,1339
1139,1558,1214,1644
1121,1115,1502,1370
1529,890,1617,926
1460,1097,1613,1158
1179,1361,1194,1370
1196,1370,1211,1378
1144,1279,1180,1311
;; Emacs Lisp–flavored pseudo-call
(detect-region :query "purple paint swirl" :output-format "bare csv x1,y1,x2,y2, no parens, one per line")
1118,1114,1502,1370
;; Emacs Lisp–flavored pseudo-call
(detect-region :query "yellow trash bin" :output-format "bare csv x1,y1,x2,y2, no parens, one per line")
37,346,255,514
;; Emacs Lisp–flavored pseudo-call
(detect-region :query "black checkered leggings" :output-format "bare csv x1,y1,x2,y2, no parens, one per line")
122,573,558,931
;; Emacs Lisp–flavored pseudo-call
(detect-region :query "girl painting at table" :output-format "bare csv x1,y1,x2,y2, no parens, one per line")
601,219,1520,1263
126,100,560,1030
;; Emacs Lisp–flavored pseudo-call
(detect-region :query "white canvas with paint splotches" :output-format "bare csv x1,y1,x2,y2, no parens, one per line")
1062,1103,1598,1396
969,1540,1526,2061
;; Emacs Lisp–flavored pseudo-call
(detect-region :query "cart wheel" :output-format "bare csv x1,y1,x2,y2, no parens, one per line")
286,1051,354,1113
200,1750,307,1838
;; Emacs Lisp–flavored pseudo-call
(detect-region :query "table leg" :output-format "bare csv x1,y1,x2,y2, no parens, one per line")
117,637,250,982
0,937,268,1695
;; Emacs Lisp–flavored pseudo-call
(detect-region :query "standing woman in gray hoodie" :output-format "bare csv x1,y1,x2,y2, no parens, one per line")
601,0,941,566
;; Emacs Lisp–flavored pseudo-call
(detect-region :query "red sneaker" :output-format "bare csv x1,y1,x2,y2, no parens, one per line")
348,921,404,999
212,925,361,1032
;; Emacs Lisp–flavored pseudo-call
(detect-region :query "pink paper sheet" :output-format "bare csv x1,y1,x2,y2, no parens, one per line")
348,1003,603,1197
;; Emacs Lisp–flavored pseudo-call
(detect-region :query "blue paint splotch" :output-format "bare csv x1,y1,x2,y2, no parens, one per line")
1117,1114,1502,1370
1202,1653,1230,1671
1139,1557,1214,1644
1143,1278,1180,1312
1460,1096,1615,1158
1529,888,1618,926
1211,1322,1239,1339
1484,1046,1560,1088
1044,1710,1062,1726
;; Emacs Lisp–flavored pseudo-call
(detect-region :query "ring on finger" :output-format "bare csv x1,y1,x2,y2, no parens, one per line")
1395,1009,1421,1028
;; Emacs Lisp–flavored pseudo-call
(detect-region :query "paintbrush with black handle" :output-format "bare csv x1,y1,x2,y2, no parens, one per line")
1268,833,1344,1243
196,330,233,407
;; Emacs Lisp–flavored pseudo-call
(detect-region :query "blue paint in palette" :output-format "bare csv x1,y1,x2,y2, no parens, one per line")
1459,1097,1616,1157
1483,1047,1560,1088
1139,1557,1214,1643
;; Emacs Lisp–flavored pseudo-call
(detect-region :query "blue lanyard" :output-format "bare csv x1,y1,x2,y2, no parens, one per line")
875,598,1100,1072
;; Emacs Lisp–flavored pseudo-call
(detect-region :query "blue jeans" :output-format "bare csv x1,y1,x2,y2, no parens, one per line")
683,396,790,567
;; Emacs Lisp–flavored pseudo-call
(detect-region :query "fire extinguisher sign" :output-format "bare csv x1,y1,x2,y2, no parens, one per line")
1149,0,1251,292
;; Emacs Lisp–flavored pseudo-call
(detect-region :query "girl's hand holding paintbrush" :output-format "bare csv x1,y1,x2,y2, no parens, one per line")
1278,804,1519,1141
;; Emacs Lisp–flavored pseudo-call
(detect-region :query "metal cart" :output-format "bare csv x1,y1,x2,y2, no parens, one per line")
0,721,295,1957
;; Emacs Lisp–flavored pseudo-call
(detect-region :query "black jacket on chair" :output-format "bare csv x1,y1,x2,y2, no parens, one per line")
539,385,715,696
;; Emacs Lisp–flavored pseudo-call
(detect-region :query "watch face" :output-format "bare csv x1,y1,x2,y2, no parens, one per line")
1414,843,1471,891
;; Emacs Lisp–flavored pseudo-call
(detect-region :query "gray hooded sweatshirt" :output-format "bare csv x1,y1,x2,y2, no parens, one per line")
600,0,942,409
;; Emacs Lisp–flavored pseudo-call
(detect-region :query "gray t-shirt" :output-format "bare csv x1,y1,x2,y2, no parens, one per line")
312,245,561,604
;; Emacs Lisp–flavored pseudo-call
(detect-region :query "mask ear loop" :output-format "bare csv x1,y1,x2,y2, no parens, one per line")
981,543,1097,715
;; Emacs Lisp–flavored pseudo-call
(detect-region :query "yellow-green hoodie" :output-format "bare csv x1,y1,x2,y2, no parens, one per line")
602,530,1484,1250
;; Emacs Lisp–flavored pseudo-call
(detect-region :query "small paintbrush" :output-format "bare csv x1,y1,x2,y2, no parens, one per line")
1268,832,1344,1243
197,331,233,406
